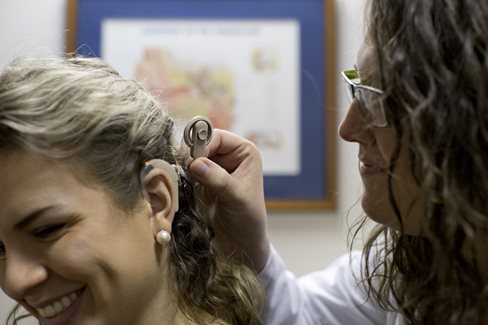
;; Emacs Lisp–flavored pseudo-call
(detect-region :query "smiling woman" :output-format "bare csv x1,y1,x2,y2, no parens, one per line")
0,55,263,325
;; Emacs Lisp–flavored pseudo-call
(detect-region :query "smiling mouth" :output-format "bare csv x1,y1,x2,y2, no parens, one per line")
36,288,84,319
360,161,384,174
361,161,377,168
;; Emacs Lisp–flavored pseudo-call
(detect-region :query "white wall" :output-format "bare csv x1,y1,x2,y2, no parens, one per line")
0,0,367,320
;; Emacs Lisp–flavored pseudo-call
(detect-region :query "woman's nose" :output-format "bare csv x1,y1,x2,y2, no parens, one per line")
1,250,48,300
338,100,370,144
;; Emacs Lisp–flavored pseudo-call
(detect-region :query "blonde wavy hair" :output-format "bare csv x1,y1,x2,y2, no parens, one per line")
0,55,263,325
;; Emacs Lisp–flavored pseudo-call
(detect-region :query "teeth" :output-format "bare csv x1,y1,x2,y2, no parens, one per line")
61,296,71,308
54,301,63,313
37,290,81,319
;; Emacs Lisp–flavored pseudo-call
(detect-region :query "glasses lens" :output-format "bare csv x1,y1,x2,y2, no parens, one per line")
343,82,354,103
341,69,388,127
358,89,387,127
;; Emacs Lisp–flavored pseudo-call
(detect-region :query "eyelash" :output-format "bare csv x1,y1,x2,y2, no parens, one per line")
34,224,67,239
0,224,68,260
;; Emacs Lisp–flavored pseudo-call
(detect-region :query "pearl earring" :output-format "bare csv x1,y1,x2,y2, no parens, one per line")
156,230,171,244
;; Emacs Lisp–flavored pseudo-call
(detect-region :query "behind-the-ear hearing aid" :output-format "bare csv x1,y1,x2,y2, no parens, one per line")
142,159,179,212
183,116,213,159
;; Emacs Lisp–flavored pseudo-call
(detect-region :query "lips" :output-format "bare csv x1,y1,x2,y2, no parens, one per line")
359,157,384,175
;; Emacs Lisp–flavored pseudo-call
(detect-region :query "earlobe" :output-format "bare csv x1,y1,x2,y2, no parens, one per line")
140,159,179,232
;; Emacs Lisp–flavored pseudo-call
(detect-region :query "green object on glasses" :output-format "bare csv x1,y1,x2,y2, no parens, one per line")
341,69,388,128
343,69,360,80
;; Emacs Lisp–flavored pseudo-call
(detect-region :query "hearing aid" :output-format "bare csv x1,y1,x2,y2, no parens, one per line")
183,116,213,159
141,159,179,212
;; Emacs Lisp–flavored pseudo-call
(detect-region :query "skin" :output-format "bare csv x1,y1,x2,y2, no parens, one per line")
338,40,424,235
0,149,187,324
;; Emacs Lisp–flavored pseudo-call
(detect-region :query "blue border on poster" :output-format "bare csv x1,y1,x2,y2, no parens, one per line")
75,0,327,201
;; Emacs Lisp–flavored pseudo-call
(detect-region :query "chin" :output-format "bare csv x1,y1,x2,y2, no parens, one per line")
361,196,398,228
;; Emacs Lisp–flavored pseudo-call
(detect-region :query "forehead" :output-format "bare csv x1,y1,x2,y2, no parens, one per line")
356,40,378,83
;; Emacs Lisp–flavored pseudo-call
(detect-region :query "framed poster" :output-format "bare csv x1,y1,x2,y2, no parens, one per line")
67,0,336,210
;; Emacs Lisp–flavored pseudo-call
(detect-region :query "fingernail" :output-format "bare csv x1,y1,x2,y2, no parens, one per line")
190,158,209,177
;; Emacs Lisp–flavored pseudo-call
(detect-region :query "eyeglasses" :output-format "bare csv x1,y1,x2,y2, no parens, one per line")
341,69,388,128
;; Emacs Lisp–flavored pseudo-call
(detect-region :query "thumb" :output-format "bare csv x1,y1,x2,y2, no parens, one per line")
188,158,232,194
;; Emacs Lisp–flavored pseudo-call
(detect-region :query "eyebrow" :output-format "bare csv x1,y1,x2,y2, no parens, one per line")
353,64,363,81
354,63,376,86
14,206,58,231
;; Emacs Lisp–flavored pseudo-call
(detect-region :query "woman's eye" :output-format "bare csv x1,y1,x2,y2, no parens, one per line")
34,224,66,239
0,243,5,259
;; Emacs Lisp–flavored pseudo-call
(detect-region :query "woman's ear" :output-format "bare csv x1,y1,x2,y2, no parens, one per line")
141,159,179,232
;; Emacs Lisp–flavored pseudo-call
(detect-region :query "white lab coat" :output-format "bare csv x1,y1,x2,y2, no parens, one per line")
258,246,405,325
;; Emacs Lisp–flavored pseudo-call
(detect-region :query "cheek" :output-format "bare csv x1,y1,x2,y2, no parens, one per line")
44,214,141,278
54,219,157,278
46,221,163,312
47,232,108,281
361,173,398,226
373,128,399,162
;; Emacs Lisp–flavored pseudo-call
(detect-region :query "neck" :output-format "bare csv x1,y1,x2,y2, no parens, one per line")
129,278,191,325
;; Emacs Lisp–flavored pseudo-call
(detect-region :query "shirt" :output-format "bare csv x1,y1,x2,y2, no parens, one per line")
258,246,405,325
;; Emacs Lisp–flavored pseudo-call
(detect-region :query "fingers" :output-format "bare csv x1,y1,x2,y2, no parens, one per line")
205,129,244,157
204,129,261,173
188,129,262,197
189,157,233,196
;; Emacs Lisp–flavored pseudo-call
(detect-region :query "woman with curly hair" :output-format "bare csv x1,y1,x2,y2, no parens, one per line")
187,0,488,324
0,55,263,325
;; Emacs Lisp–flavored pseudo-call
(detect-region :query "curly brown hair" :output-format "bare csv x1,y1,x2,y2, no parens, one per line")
355,0,488,324
0,55,263,325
